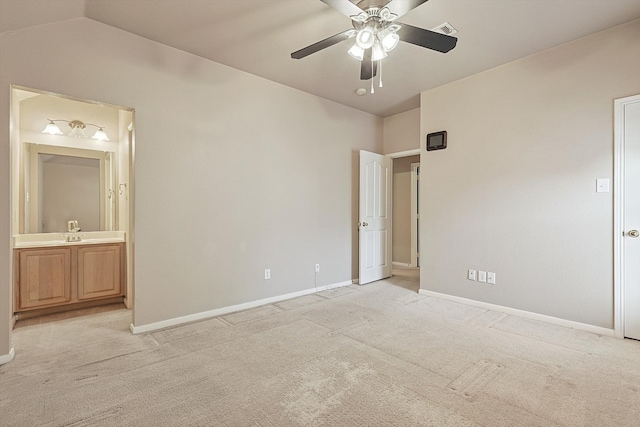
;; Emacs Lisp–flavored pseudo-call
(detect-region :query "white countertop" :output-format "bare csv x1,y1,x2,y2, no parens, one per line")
13,231,126,248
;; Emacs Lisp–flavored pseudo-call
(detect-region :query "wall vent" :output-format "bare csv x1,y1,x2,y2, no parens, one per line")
431,22,458,36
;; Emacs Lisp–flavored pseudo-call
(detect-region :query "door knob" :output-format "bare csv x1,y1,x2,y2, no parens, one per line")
628,230,639,238
361,222,368,227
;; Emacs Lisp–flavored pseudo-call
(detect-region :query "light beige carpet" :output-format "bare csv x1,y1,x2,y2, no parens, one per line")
2,274,640,426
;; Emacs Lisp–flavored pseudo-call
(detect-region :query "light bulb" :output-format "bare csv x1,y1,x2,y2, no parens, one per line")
69,125,87,138
380,31,399,52
42,121,63,135
356,27,375,49
371,41,387,61
348,44,365,61
91,128,110,141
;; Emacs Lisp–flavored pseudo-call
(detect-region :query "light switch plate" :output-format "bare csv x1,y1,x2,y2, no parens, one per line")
468,269,476,281
596,178,610,193
487,272,496,285
478,271,487,283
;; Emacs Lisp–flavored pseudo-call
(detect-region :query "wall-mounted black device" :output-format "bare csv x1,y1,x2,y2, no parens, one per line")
426,131,447,151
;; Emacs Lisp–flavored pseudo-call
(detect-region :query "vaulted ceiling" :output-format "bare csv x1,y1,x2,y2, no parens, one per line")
3,0,640,117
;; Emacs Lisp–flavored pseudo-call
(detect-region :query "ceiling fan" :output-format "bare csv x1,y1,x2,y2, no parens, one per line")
291,0,457,83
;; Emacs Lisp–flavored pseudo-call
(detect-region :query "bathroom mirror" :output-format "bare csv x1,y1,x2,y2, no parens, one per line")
22,143,115,234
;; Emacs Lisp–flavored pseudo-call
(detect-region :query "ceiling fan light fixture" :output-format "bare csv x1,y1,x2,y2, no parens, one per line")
371,41,387,61
356,26,375,49
348,44,365,61
379,30,400,52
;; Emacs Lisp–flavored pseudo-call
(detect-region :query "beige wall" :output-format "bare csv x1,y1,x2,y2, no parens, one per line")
392,155,419,265
385,109,421,266
420,19,640,328
0,18,382,354
383,108,420,154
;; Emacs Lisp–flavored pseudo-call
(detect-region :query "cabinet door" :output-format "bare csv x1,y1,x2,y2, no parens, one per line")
77,244,123,300
18,248,72,309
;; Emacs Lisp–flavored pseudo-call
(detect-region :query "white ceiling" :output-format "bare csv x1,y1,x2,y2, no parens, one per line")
4,0,640,117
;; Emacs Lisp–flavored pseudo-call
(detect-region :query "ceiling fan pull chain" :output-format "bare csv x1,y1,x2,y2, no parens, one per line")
379,60,383,88
371,57,375,94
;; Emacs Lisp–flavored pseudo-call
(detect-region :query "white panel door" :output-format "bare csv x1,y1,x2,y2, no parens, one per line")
623,97,640,339
359,150,392,285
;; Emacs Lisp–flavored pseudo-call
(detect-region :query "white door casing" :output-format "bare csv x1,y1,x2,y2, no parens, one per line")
359,150,392,285
614,94,640,339
411,163,420,268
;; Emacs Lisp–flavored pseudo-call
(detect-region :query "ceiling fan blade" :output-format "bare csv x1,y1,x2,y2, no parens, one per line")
396,22,457,53
291,29,353,59
383,0,430,18
360,49,378,80
320,0,364,18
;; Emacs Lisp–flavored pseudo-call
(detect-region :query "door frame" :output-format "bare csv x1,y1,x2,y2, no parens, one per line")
410,162,420,268
388,149,421,269
8,85,136,329
613,94,640,338
358,148,420,283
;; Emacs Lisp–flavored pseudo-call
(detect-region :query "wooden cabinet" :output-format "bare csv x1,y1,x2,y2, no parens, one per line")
77,245,122,300
14,243,125,313
17,247,72,309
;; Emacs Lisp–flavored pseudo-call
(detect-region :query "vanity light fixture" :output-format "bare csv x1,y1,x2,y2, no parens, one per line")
42,119,110,141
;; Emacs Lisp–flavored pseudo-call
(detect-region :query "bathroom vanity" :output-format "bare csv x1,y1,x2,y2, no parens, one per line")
13,232,126,315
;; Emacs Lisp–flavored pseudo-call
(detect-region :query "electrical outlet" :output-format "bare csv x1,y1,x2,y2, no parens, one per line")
487,272,496,285
468,269,476,281
478,271,487,283
264,269,271,280
315,264,320,273
596,178,610,193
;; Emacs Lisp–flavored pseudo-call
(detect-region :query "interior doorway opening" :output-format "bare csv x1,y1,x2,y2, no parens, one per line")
390,149,420,292
9,86,135,329
392,155,420,268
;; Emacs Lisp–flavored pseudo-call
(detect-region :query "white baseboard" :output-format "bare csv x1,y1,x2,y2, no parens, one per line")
392,262,414,268
418,289,615,337
131,280,354,334
0,348,15,366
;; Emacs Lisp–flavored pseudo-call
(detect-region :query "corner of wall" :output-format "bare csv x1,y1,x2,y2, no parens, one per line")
383,108,420,154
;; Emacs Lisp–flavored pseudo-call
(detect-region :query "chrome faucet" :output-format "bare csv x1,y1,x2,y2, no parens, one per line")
66,233,82,242
66,220,81,242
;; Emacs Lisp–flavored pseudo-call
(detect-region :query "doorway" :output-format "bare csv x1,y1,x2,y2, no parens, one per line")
392,155,420,268
358,149,421,290
10,86,135,327
614,93,640,339
390,149,420,292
